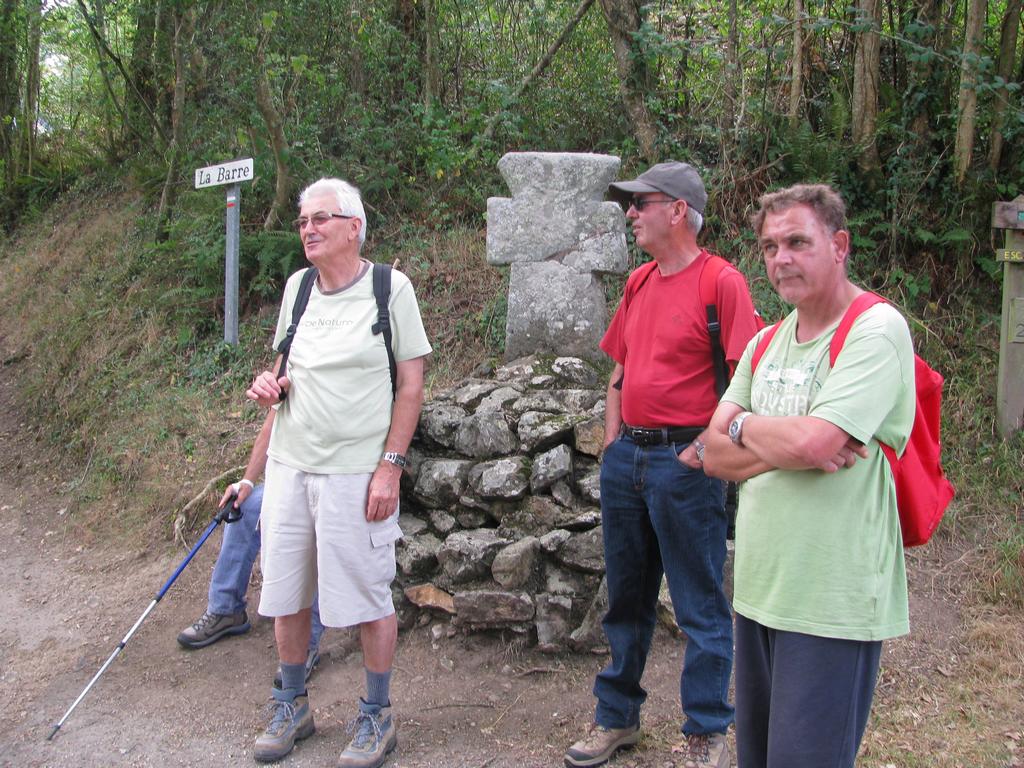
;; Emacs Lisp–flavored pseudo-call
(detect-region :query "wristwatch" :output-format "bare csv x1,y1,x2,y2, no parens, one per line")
693,438,706,463
381,451,409,468
728,411,753,446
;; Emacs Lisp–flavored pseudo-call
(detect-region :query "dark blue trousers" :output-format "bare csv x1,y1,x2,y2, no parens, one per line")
734,613,883,768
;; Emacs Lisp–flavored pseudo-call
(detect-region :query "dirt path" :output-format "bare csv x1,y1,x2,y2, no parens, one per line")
1,359,1021,768
0,361,690,768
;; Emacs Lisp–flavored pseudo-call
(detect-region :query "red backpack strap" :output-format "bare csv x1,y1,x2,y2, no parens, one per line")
830,292,887,366
750,323,782,373
698,252,728,307
623,260,660,306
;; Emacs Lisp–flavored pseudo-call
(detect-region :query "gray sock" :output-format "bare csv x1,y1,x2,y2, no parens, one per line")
365,668,391,707
279,662,306,697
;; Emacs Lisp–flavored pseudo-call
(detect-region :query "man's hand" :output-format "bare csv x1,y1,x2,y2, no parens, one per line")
366,461,402,521
677,441,703,470
246,370,290,407
219,481,253,510
821,438,870,473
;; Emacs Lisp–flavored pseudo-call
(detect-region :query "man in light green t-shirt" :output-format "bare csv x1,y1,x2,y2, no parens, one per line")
703,184,914,768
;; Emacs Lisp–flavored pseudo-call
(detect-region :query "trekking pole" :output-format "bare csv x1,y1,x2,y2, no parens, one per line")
46,495,243,741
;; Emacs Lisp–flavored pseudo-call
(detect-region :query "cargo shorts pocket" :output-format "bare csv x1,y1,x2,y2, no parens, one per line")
368,519,403,548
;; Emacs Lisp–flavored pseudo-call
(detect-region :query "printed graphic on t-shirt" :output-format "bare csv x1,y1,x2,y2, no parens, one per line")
752,353,826,418
299,317,355,329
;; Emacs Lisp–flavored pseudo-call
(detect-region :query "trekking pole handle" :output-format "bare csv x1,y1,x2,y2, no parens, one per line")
215,491,243,524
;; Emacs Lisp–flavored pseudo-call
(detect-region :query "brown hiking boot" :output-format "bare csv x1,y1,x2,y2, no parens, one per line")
254,690,315,763
337,700,397,768
672,732,730,768
564,723,640,767
177,610,250,649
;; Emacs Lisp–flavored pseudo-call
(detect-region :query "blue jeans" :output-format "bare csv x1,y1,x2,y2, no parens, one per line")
207,484,324,651
594,434,734,736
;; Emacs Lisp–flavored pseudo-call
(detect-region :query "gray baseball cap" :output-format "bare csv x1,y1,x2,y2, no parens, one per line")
608,161,708,214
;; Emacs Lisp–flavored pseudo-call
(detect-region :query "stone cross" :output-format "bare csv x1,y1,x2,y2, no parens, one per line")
486,152,627,362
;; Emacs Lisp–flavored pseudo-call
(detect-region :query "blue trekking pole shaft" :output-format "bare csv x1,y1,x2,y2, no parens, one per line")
47,512,227,741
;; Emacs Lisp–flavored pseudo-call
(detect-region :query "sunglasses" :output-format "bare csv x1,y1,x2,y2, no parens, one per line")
630,197,678,211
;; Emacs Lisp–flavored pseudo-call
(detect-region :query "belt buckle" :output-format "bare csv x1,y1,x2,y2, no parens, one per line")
634,427,658,446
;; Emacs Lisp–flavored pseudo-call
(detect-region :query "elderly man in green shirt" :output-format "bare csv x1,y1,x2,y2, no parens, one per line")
246,177,431,768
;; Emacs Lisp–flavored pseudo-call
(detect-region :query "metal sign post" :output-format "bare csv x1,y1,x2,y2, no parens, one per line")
992,196,1024,438
224,184,240,345
194,158,255,346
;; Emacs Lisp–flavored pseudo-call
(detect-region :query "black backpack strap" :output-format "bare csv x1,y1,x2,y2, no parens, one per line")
371,263,397,400
706,304,729,398
274,267,318,401
697,255,730,398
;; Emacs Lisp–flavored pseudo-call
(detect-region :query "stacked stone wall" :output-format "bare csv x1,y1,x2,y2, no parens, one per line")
394,355,612,652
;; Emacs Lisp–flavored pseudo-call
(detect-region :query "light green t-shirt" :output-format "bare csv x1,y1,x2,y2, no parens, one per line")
722,302,915,641
268,264,432,474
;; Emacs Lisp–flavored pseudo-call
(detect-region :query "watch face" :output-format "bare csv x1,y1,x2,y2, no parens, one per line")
729,419,740,440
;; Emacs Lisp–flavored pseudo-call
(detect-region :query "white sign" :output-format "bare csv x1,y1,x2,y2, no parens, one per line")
194,158,254,189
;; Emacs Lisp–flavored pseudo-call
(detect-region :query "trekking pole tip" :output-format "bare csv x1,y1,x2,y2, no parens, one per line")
46,723,60,741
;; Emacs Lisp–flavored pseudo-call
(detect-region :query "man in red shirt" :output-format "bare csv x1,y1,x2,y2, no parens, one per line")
565,162,761,768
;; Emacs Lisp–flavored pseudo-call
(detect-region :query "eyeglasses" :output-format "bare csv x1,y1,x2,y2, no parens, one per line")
630,197,678,211
292,212,353,231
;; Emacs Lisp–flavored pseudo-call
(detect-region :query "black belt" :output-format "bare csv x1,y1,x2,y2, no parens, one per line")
620,424,703,446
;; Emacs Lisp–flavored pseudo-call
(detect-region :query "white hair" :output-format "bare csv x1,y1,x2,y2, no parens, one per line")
685,206,703,235
299,177,367,244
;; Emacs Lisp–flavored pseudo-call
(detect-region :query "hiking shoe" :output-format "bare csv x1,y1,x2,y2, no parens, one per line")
564,723,640,767
254,689,315,763
273,647,321,688
176,610,250,649
336,699,397,768
673,732,729,768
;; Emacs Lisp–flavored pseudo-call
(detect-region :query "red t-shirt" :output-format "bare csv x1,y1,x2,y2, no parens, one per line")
600,250,761,427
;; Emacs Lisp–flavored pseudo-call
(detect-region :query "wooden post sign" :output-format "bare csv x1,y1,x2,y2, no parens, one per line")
194,158,255,345
992,196,1024,438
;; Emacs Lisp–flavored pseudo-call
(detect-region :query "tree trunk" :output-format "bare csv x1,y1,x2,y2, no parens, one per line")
851,0,882,171
723,0,739,139
423,0,437,111
598,0,658,160
347,4,366,98
788,0,805,127
154,1,175,131
988,0,1021,172
0,0,21,186
905,0,942,140
254,35,293,232
21,0,41,176
156,9,187,242
953,0,987,185
126,0,157,149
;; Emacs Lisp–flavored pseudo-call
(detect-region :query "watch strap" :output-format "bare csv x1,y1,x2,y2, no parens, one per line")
381,451,408,468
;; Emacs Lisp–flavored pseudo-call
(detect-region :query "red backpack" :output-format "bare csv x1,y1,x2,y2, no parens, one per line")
750,292,954,547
